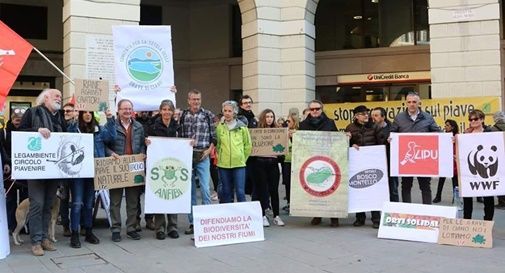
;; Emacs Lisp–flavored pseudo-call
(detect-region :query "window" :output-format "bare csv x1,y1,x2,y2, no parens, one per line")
140,5,162,25
315,0,429,51
0,4,47,39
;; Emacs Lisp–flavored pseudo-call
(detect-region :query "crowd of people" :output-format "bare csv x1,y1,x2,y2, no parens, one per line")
2,88,505,256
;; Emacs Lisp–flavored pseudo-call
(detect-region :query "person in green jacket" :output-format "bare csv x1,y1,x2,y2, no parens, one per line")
216,100,252,203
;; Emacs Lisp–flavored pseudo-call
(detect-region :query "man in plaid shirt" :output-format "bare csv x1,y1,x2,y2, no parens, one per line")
179,89,216,235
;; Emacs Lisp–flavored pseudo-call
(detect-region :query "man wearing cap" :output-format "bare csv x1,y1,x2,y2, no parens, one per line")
390,92,440,204
345,105,384,228
299,99,340,227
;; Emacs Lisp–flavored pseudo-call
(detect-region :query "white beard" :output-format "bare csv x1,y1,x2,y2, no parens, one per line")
52,101,61,111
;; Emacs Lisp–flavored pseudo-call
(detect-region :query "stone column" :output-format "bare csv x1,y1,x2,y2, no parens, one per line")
62,0,140,99
239,0,317,117
429,0,503,103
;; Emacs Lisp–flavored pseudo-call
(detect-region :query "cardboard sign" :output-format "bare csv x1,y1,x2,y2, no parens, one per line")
94,154,145,190
438,218,493,248
390,133,453,177
12,132,95,179
74,79,109,111
456,132,505,197
348,145,389,213
193,201,264,248
249,128,288,156
378,202,457,243
145,137,193,214
290,131,349,218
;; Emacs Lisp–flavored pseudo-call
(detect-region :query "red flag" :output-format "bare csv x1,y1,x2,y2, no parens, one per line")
0,20,33,109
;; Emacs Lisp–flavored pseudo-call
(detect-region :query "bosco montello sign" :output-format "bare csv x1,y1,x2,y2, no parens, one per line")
94,154,145,190
12,132,94,179
74,79,109,112
438,218,493,248
249,128,288,156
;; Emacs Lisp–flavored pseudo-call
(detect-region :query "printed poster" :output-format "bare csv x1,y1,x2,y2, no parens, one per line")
145,137,192,213
378,202,457,243
290,131,349,218
0,156,10,259
193,201,264,248
11,132,94,179
113,25,175,111
390,133,453,177
456,132,505,197
348,145,389,213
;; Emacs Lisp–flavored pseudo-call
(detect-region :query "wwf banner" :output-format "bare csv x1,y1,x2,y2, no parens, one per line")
145,137,193,213
390,133,453,177
348,145,390,213
113,26,175,111
456,132,505,197
290,131,349,218
11,132,94,179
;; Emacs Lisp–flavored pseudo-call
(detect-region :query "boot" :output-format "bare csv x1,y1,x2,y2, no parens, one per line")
70,231,81,248
85,228,100,244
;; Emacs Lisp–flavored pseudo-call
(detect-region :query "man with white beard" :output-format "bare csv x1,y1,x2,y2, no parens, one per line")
19,88,67,256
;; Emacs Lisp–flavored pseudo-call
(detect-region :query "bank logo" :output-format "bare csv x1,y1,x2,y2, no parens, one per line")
150,157,190,200
299,155,341,197
349,169,383,189
467,145,498,179
27,137,42,151
126,46,162,83
398,135,439,175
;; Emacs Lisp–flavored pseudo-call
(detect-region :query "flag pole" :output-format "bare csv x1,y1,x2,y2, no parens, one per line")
32,47,75,85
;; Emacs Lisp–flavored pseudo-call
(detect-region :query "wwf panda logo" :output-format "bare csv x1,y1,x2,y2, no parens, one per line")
467,145,499,178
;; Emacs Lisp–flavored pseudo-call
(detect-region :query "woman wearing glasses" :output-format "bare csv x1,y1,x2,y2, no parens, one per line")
463,109,494,221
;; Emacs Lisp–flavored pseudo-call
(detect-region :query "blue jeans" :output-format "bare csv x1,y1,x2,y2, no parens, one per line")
188,157,211,224
70,178,95,231
218,167,246,203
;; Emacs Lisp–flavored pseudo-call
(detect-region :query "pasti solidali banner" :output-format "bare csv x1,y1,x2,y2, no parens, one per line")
456,132,505,197
290,131,349,218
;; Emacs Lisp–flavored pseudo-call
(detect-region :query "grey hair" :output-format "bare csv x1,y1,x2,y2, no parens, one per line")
221,100,239,115
159,99,175,111
493,111,505,123
36,88,53,106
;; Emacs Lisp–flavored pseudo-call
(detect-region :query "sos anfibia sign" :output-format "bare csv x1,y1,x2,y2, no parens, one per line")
94,154,145,190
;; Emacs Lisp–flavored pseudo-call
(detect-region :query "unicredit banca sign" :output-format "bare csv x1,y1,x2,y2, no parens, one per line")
337,71,430,84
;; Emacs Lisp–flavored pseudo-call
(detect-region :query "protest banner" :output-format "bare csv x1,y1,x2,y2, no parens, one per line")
378,202,457,243
94,154,145,190
390,133,453,177
290,131,349,218
0,157,10,259
74,79,109,112
325,96,501,132
250,128,288,156
193,201,264,248
113,25,175,111
456,132,505,197
348,145,389,213
11,132,94,179
438,218,493,248
145,137,192,214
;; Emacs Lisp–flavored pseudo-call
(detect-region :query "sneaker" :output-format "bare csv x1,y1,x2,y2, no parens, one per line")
273,216,285,226
126,231,141,240
31,244,44,256
167,230,179,239
263,216,270,227
184,225,194,235
41,239,57,251
156,231,166,240
311,217,322,225
111,232,121,242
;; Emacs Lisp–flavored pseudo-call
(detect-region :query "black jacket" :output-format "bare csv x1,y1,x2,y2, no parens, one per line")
345,121,384,147
147,117,178,138
237,108,257,128
299,112,337,131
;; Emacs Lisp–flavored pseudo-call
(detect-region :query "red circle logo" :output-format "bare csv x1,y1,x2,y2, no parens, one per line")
299,156,341,197
367,74,374,80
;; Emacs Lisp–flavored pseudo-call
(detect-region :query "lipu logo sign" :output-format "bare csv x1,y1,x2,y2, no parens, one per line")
398,135,439,175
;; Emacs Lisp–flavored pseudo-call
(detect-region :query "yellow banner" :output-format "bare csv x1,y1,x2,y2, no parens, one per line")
325,97,502,132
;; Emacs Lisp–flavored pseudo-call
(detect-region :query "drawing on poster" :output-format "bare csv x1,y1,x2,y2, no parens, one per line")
46,136,86,177
467,145,498,179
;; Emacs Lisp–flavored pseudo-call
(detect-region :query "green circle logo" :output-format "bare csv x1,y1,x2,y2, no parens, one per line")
126,46,162,83
150,157,190,200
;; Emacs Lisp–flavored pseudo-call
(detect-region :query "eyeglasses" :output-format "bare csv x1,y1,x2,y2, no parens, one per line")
469,118,481,122
13,108,26,114
356,112,368,116
309,107,321,111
